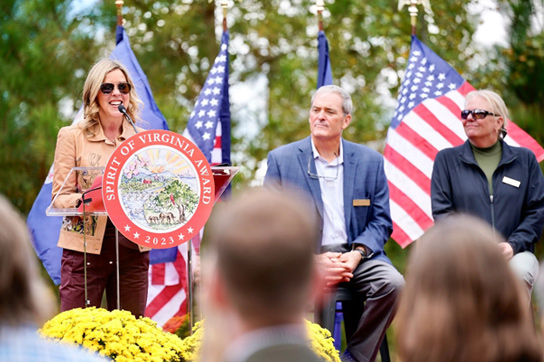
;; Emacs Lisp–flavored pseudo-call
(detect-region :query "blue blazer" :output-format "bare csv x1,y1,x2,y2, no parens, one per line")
264,136,393,264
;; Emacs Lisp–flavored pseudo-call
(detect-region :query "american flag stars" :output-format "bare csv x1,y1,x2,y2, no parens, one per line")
186,39,229,161
393,47,463,126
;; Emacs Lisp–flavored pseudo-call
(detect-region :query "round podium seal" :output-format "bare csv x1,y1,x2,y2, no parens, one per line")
103,130,215,248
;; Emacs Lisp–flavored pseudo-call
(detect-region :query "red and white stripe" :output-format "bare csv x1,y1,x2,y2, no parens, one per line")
145,123,222,327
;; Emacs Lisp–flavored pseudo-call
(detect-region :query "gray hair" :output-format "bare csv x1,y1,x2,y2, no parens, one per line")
311,85,353,115
465,90,509,128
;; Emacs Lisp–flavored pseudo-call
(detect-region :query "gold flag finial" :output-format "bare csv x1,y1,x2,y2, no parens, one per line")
316,0,325,31
316,0,325,11
221,0,229,32
115,0,124,26
398,0,432,35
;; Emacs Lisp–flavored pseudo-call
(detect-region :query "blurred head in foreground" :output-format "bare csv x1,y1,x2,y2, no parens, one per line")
205,188,320,328
396,214,543,362
0,194,55,329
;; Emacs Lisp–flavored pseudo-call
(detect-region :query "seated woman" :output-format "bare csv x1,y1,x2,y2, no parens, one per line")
431,90,544,299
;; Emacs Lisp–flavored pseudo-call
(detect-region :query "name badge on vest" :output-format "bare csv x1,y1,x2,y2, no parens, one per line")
502,176,520,188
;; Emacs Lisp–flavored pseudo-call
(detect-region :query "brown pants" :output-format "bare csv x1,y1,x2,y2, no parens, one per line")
60,224,150,317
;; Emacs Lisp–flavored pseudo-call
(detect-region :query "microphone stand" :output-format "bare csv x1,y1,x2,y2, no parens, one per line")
112,105,140,310
118,105,139,134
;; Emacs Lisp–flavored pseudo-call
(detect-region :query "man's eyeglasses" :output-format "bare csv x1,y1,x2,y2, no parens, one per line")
460,109,499,120
307,153,339,181
100,82,132,95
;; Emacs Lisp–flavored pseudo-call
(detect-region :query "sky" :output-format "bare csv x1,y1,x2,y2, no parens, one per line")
470,0,509,47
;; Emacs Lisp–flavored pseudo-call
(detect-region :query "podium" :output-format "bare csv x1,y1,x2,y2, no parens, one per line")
47,166,109,308
47,165,238,314
47,166,107,216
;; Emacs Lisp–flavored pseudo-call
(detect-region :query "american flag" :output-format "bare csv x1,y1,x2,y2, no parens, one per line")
384,35,544,248
146,31,231,327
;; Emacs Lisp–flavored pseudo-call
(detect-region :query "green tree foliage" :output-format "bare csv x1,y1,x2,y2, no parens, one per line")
159,179,198,216
0,0,102,211
491,0,544,260
1,0,542,228
112,0,477,186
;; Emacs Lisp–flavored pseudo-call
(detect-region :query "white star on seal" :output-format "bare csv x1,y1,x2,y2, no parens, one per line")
178,233,185,240
133,232,140,239
124,225,131,232
187,227,194,234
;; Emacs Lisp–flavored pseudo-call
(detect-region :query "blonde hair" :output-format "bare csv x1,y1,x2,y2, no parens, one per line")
396,215,543,362
81,58,142,135
0,195,56,329
465,89,509,128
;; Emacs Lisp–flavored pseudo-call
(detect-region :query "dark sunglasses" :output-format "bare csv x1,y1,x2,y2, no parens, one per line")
100,82,131,95
460,109,499,120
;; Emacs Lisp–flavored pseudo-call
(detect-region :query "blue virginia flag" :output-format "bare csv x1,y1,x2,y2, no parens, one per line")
112,26,169,132
27,26,172,284
317,30,333,87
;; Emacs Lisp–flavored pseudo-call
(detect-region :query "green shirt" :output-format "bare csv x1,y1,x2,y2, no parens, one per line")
471,141,502,194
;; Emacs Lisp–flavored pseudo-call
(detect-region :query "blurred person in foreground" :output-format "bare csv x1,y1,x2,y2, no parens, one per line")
396,214,543,362
0,194,107,361
200,189,323,362
52,58,150,317
431,90,544,299
265,84,404,362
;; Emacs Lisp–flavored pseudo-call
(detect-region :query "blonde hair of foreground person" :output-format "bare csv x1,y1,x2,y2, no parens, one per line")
0,194,56,329
396,214,543,362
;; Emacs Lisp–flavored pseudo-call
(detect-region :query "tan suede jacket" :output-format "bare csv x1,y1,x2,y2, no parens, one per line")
52,120,149,254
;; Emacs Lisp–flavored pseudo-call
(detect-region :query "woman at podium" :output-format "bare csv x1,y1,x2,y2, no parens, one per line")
51,58,150,317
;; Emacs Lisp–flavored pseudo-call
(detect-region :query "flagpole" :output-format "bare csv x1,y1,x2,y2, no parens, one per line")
408,0,418,36
222,0,228,32
316,0,324,31
116,0,124,25
114,0,124,312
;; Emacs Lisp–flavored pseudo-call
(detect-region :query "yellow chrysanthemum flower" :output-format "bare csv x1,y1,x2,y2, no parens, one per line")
40,307,186,362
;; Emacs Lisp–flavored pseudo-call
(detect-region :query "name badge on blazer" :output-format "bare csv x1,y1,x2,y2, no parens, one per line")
353,199,371,207
502,176,521,188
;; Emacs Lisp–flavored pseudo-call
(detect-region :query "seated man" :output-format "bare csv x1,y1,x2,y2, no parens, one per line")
264,85,404,362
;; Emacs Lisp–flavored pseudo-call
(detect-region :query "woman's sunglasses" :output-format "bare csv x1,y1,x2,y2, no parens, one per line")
460,109,499,120
100,82,131,95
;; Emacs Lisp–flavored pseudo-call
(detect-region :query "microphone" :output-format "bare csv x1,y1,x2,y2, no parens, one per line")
118,104,139,134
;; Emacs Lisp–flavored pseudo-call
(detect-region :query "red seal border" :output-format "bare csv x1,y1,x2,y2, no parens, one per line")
102,130,215,249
